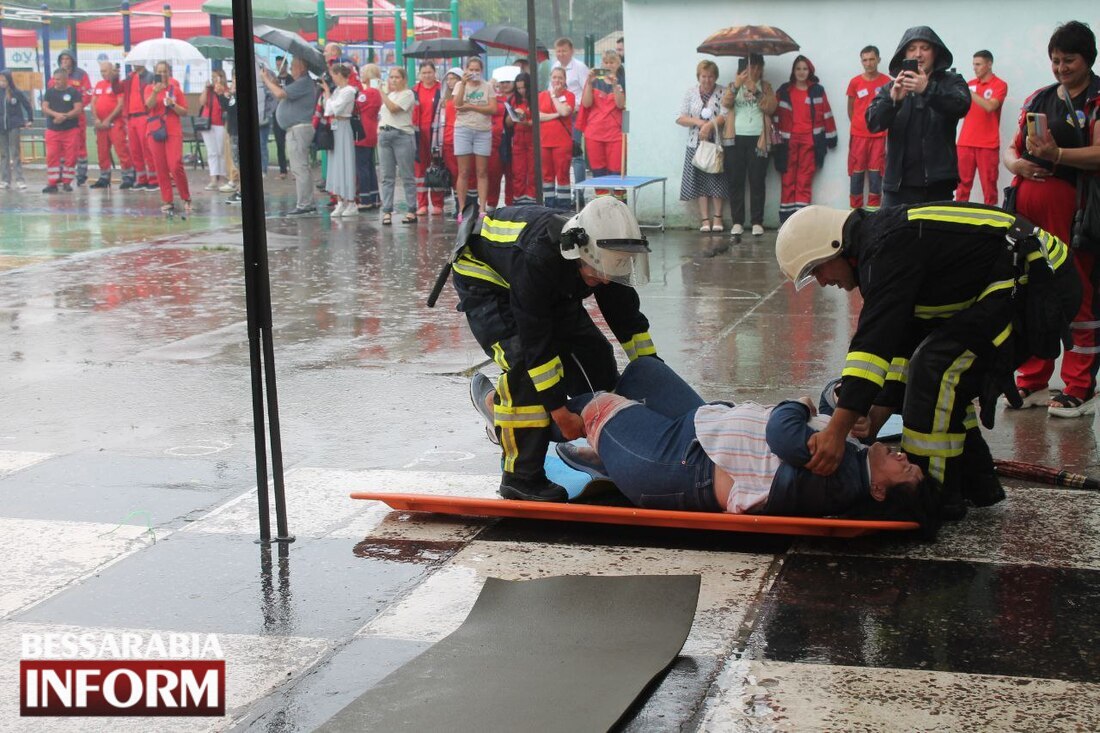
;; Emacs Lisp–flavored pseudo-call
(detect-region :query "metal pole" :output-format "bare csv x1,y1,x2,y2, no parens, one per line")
449,0,458,69
230,0,293,545
317,0,326,180
68,0,74,55
367,0,374,62
163,3,171,38
404,0,413,79
527,0,542,205
209,13,221,71
121,1,131,53
394,11,403,67
40,4,50,78
0,8,7,68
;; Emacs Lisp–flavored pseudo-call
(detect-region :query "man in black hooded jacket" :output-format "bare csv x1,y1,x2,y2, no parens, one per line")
867,26,971,206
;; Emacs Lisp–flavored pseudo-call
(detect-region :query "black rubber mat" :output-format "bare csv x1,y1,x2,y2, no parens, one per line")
317,574,701,732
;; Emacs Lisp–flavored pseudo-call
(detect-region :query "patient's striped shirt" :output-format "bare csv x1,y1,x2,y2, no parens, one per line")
694,402,780,514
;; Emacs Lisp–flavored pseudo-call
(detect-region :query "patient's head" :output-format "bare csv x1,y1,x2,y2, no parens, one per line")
867,442,923,498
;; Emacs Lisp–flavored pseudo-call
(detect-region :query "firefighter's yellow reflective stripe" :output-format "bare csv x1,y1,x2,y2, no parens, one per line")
907,205,1015,228
993,322,1013,347
914,301,971,319
909,347,975,481
913,279,1016,320
621,332,657,361
963,404,979,431
886,357,909,383
494,404,551,428
496,373,519,472
480,216,527,243
491,341,509,370
1038,229,1070,270
528,357,565,392
453,251,510,289
841,351,890,386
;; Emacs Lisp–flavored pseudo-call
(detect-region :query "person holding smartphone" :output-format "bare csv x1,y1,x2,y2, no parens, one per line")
866,26,970,206
716,53,776,236
144,61,191,214
1004,21,1100,418
581,50,626,185
453,56,496,218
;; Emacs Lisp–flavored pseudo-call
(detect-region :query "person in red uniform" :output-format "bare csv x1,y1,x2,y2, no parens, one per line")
412,61,444,215
54,51,91,185
539,67,575,210
485,73,509,209
145,61,191,214
581,50,626,180
955,50,1008,206
355,63,383,210
438,67,463,213
124,63,158,191
89,61,133,189
1004,20,1100,418
845,46,890,209
41,68,83,193
774,55,838,222
507,72,536,204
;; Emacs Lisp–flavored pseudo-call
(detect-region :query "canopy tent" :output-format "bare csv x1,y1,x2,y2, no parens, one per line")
1,26,39,45
324,0,450,43
76,0,241,45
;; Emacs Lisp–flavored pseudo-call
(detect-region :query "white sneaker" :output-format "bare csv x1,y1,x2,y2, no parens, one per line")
219,183,237,193
331,202,347,217
731,223,744,236
17,182,27,190
340,202,358,217
752,224,765,236
204,181,219,191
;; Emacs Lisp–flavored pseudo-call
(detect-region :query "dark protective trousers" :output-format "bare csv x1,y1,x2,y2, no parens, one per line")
453,272,619,483
901,292,1015,497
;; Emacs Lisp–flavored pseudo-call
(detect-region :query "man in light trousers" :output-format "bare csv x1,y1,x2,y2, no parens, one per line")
263,58,319,216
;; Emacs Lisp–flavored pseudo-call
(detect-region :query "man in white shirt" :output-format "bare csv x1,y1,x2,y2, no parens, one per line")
551,37,590,206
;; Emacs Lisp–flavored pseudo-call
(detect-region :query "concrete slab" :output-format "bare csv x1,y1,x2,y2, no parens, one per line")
701,659,1100,732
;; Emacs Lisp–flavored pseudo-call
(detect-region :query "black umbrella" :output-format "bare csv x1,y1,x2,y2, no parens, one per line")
470,24,549,61
404,38,485,59
254,24,326,77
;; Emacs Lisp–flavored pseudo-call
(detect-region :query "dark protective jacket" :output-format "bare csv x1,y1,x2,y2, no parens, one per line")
455,205,655,411
834,203,1077,416
865,26,971,191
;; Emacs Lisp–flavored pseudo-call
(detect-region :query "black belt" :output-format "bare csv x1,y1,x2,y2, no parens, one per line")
379,125,394,131
128,112,147,118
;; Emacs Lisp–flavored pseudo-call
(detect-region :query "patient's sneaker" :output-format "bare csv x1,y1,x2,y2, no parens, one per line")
556,442,608,478
469,372,499,445
499,475,568,502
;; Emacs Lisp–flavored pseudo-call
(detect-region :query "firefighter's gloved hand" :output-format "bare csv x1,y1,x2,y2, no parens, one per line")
980,372,1018,429
552,406,586,442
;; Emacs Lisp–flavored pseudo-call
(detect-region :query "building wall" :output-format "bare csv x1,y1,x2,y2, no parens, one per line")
623,0,1094,227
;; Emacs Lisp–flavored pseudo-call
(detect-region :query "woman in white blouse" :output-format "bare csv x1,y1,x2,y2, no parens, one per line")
675,60,727,233
321,64,358,217
378,66,418,224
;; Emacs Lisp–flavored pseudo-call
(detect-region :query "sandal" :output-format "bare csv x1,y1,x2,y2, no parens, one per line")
1005,387,1056,410
160,203,175,215
382,212,392,225
402,213,418,224
711,217,724,232
1048,392,1097,418
699,221,712,232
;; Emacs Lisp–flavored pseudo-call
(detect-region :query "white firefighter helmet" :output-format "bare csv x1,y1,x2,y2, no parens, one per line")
559,197,651,286
775,205,851,290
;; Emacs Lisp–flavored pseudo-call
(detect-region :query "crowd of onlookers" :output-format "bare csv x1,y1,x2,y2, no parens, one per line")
677,21,1100,418
0,35,627,223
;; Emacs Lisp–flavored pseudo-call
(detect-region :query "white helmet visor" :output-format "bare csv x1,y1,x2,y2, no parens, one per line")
792,253,838,290
578,239,651,287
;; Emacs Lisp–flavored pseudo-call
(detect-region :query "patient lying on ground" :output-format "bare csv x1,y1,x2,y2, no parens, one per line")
569,358,941,527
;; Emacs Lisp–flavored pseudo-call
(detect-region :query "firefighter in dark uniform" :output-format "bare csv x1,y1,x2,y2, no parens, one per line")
454,196,656,502
776,203,1079,517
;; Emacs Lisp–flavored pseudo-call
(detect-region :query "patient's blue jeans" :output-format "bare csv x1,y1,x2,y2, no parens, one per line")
594,358,722,512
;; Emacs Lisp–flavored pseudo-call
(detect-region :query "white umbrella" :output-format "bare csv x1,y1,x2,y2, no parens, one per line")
124,38,206,68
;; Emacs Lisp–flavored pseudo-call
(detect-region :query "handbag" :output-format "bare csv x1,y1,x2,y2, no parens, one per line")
692,139,723,174
148,114,168,142
313,120,334,151
350,110,365,142
192,103,212,132
424,155,452,189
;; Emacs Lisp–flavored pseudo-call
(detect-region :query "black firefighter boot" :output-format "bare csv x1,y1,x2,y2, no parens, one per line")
961,429,1006,507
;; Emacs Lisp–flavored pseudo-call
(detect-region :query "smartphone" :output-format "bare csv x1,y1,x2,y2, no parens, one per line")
737,57,749,74
155,73,165,84
900,58,919,74
1026,112,1048,139
470,72,481,82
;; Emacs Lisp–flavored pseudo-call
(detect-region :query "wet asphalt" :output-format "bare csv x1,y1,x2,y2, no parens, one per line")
0,172,1097,731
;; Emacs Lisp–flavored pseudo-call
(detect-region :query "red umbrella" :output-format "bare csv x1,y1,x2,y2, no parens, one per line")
697,25,799,57
993,459,1100,491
